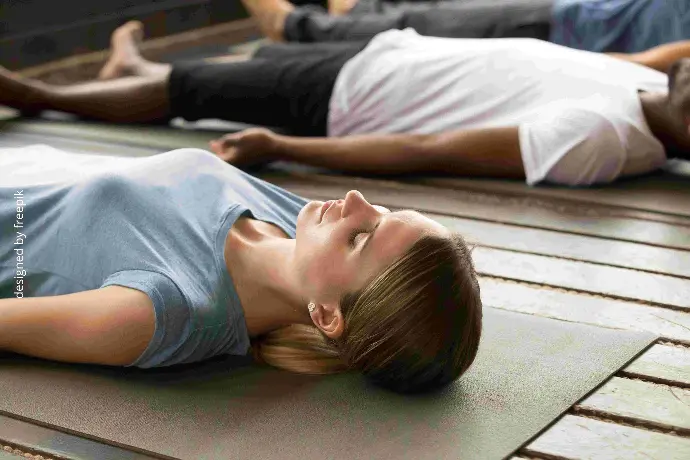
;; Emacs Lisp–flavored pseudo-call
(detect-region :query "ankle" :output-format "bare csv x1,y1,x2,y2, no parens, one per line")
0,71,50,112
242,0,292,41
271,10,289,41
24,80,51,111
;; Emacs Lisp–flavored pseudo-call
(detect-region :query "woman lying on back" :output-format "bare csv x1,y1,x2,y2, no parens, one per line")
0,146,482,394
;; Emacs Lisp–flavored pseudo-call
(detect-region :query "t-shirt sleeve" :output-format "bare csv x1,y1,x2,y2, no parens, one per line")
100,269,191,368
519,106,627,186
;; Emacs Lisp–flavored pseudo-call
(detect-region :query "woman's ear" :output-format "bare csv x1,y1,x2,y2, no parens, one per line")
310,302,345,339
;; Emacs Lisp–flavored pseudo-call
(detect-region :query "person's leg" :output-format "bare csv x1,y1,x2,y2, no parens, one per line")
169,41,367,134
0,21,172,122
0,18,362,130
0,66,171,123
98,21,150,80
272,0,553,42
397,0,554,40
99,21,253,81
242,0,400,42
329,0,359,15
0,21,256,124
242,0,295,41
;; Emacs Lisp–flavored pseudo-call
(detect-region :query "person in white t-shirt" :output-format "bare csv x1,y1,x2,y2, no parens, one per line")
2,21,690,186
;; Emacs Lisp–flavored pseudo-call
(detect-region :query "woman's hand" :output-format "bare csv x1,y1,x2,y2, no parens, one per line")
209,128,279,167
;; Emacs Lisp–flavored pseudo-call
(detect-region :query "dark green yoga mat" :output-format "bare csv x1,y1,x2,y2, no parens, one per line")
0,309,655,460
0,116,657,459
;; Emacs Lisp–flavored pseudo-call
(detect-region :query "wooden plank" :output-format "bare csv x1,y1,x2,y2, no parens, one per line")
411,159,690,220
577,377,690,435
432,215,690,278
473,247,690,309
0,119,217,152
622,345,690,387
261,172,690,250
0,414,158,460
478,278,690,345
524,415,690,460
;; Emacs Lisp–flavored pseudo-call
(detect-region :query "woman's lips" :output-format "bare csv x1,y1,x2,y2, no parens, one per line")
319,200,334,223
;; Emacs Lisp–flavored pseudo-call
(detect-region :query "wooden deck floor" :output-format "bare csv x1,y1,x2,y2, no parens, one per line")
2,19,690,460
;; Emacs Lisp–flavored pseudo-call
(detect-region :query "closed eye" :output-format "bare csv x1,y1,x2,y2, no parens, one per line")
357,221,381,252
348,228,370,247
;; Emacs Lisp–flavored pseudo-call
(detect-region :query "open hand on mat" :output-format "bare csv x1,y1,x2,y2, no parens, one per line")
209,128,279,167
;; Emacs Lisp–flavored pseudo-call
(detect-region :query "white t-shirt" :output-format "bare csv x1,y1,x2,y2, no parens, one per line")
327,29,668,185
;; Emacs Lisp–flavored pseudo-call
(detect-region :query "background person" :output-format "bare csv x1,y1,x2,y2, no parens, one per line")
2,22,690,188
244,0,690,54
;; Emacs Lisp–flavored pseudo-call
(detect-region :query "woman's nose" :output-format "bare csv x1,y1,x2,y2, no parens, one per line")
341,190,376,218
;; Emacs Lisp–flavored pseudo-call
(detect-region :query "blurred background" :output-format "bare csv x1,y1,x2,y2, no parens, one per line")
0,0,253,73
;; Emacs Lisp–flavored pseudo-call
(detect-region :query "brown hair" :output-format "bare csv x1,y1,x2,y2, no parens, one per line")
250,233,482,394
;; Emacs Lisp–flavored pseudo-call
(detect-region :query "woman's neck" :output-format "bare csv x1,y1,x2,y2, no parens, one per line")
639,91,690,159
223,217,310,338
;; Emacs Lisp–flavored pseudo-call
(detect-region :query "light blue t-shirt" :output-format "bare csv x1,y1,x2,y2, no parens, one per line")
0,146,308,368
550,0,690,53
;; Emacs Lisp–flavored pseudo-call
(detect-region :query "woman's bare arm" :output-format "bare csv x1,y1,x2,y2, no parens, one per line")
0,286,154,366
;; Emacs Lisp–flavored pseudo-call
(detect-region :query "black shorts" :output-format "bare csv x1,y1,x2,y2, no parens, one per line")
167,41,368,136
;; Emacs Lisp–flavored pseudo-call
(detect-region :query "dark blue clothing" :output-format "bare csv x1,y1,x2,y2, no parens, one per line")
550,0,690,53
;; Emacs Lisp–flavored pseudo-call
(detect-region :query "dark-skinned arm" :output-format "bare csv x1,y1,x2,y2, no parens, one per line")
608,40,690,73
270,127,525,178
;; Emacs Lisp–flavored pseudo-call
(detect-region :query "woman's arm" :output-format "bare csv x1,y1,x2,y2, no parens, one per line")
0,286,154,366
608,40,690,73
210,126,525,178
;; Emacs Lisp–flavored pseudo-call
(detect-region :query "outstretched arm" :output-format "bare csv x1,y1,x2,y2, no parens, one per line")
210,126,525,178
608,40,690,73
0,286,154,366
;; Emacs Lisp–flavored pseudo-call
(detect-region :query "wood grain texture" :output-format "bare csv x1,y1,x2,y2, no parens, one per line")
262,172,690,250
577,377,690,434
0,414,156,460
524,415,690,460
410,163,690,220
473,247,690,309
433,215,690,278
478,278,690,345
622,345,690,387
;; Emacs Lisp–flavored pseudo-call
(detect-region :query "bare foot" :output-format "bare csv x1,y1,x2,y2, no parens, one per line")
241,0,294,42
98,21,145,80
329,0,358,16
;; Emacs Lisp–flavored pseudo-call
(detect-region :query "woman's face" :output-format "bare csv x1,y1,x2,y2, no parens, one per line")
294,190,448,305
